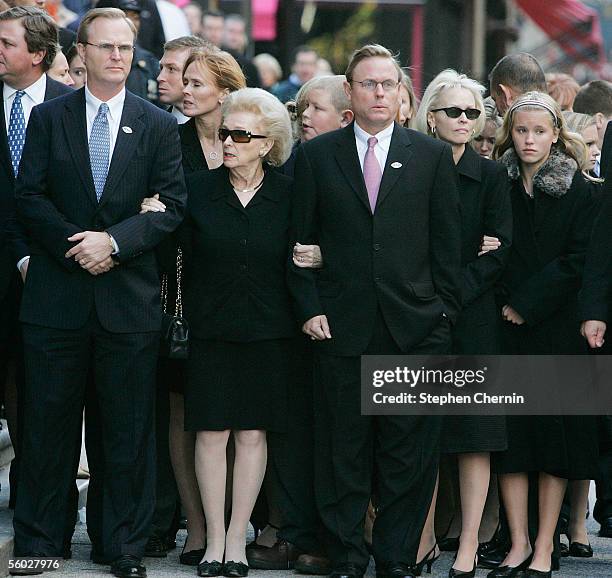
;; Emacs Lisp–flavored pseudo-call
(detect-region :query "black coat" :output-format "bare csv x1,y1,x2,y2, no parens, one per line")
452,147,512,354
16,89,187,333
182,166,297,342
600,120,612,179
0,77,73,307
579,172,612,323
497,148,596,354
178,118,208,174
287,122,462,356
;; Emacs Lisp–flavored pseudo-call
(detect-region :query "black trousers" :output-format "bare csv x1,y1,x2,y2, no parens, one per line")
267,340,323,553
13,314,158,560
313,312,448,570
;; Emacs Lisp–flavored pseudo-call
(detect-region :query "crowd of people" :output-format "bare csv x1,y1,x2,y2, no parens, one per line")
0,3,611,578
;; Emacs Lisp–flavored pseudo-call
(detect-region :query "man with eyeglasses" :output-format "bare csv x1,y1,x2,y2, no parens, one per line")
11,7,186,577
288,44,462,578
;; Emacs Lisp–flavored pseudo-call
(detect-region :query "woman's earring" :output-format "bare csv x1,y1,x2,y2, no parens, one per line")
431,125,436,135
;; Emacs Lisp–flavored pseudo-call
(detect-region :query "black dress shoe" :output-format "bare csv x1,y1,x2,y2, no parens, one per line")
295,552,332,575
486,554,531,577
110,555,146,578
144,534,167,558
568,541,593,557
376,562,415,577
559,542,569,557
330,562,365,578
223,560,249,577
478,543,509,569
197,560,223,577
599,516,612,538
246,539,302,569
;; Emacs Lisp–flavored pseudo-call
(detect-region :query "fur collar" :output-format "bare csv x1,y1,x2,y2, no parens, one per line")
499,146,577,198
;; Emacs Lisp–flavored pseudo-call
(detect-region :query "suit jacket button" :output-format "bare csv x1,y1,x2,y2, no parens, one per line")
373,243,381,251
241,238,247,246
241,264,248,271
375,276,382,282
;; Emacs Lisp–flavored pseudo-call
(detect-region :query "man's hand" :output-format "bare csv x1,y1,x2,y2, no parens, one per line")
581,320,607,349
302,315,332,340
502,304,525,325
86,256,115,276
19,257,29,283
66,231,113,268
478,235,501,256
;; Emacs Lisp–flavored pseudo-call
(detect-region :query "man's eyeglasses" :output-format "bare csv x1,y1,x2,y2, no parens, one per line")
431,107,482,120
219,128,267,143
83,42,135,55
351,79,399,92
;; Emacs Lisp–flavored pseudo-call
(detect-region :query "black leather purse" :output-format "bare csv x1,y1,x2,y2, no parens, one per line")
160,248,189,359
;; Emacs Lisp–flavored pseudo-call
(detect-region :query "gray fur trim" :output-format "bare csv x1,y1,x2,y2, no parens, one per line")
499,147,577,198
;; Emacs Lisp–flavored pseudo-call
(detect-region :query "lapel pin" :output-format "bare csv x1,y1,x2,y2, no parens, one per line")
391,162,402,169
122,126,133,134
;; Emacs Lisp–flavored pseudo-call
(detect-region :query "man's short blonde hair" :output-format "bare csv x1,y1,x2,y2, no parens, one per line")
345,44,402,84
77,8,136,45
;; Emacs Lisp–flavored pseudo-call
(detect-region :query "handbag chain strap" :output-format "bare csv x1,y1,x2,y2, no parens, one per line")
175,248,183,317
161,272,168,314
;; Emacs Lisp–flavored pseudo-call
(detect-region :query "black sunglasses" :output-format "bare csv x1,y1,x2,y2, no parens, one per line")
218,128,267,143
431,106,482,120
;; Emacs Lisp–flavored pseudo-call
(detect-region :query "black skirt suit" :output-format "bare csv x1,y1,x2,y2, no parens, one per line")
494,148,598,480
442,146,512,453
181,166,298,432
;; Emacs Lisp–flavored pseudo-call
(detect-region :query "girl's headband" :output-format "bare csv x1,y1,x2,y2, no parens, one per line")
508,98,559,127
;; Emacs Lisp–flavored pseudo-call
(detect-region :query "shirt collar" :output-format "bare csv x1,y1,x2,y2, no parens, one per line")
3,73,47,103
353,120,394,147
85,85,126,123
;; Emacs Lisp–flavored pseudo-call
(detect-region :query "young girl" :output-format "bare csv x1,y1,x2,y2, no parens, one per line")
491,92,598,578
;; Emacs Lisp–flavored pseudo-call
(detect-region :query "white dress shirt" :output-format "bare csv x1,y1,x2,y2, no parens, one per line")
85,85,126,160
170,106,189,125
3,73,47,131
5,74,48,274
354,120,394,173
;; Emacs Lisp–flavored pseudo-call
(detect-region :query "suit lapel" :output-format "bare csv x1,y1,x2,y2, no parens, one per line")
334,124,371,213
62,89,98,206
376,124,413,209
0,82,12,181
97,91,145,209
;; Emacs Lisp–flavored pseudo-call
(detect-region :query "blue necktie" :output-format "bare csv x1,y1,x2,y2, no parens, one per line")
89,103,110,201
8,90,26,177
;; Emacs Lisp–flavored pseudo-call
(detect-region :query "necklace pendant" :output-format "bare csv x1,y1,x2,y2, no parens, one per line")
209,150,218,160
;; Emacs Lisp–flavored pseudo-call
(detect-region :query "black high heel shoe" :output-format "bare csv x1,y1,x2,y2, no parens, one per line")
412,543,440,576
180,539,207,566
523,569,551,578
486,553,532,577
449,555,477,577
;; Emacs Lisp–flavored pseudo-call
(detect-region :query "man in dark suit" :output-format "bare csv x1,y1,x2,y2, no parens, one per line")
288,44,462,578
580,156,612,539
11,7,186,578
0,4,73,510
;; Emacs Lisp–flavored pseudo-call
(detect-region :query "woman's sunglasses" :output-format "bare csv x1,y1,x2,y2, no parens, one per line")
218,128,267,143
431,107,482,120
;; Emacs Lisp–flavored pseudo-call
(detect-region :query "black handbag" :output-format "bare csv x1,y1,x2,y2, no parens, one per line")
160,248,189,359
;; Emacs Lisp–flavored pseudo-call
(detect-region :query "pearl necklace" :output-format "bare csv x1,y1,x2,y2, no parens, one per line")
231,174,265,194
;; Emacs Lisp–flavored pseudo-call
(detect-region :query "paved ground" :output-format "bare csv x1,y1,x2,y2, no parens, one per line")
46,509,612,578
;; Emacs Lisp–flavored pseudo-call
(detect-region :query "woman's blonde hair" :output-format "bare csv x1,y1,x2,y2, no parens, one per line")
398,68,418,127
183,49,246,94
546,73,580,111
414,69,486,138
222,88,293,167
562,111,597,135
493,91,589,170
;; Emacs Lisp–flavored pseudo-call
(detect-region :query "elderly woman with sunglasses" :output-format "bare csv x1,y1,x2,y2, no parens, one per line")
179,88,294,578
413,69,513,578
